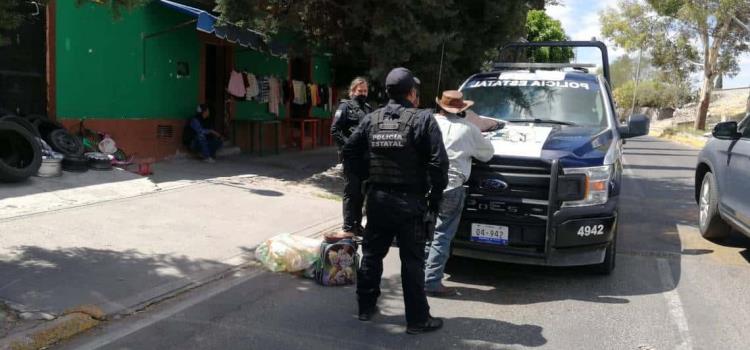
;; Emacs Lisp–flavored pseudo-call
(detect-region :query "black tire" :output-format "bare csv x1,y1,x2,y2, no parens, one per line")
86,152,112,171
62,154,88,173
592,224,617,275
698,172,731,239
0,115,41,138
33,118,64,140
0,121,42,182
48,129,84,156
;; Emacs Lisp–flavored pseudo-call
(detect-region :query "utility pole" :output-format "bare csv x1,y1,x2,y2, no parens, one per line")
436,40,446,102
630,48,643,117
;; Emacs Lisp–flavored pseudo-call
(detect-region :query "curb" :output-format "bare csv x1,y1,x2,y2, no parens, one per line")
0,310,101,350
0,220,340,349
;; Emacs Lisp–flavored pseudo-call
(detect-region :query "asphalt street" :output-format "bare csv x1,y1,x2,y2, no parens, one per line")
58,137,750,350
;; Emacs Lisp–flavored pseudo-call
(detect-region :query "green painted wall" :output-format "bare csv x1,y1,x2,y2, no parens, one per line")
56,2,199,120
234,49,288,121
311,55,332,118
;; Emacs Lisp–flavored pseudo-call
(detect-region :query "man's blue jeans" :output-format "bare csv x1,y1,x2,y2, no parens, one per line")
425,186,466,291
190,135,222,159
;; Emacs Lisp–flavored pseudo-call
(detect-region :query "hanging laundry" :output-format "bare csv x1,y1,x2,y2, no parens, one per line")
257,76,271,103
318,85,328,108
292,80,307,105
268,77,281,116
327,86,333,111
227,70,246,98
306,84,313,106
310,83,320,107
245,73,259,101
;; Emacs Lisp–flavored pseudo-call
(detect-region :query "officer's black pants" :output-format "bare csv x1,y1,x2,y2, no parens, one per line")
342,169,364,232
357,188,430,325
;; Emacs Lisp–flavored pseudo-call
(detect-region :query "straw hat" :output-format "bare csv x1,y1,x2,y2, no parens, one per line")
435,90,474,114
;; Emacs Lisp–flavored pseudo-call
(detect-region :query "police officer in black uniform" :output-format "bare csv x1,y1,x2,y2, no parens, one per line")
343,67,449,334
331,77,373,235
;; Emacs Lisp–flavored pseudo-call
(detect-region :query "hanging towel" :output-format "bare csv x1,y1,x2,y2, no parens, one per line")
227,71,246,98
310,83,320,107
258,77,271,103
292,80,307,105
328,86,333,111
268,77,281,116
245,73,259,101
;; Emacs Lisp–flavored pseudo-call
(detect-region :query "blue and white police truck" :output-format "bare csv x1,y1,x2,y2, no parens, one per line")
452,41,649,274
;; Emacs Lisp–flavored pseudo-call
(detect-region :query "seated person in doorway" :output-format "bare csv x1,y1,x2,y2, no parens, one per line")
183,104,223,163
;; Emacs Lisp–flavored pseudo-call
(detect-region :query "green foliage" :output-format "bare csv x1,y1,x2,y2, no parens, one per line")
610,54,651,89
525,9,574,63
613,79,690,109
0,1,40,43
75,0,153,19
214,0,545,100
601,0,750,129
1,0,149,44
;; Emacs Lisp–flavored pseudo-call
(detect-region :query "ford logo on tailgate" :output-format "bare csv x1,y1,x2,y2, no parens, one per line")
480,179,509,191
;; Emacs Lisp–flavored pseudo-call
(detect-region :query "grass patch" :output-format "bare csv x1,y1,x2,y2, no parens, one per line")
656,126,707,149
313,192,342,202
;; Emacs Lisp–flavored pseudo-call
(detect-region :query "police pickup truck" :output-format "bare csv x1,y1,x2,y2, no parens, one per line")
452,41,649,274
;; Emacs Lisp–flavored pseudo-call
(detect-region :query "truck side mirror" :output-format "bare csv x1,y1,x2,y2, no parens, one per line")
712,121,741,140
619,114,650,139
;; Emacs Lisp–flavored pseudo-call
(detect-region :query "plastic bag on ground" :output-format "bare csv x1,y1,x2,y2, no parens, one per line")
255,233,321,272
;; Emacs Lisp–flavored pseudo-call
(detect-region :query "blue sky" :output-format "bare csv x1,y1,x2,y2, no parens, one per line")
546,0,750,89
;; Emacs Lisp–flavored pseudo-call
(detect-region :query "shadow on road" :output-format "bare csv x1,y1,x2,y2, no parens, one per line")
77,271,547,349
0,246,235,315
441,137,703,306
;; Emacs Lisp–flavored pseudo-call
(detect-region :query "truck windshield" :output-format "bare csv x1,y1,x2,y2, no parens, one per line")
461,78,608,128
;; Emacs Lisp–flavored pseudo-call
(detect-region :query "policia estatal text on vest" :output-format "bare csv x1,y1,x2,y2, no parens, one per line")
342,67,449,335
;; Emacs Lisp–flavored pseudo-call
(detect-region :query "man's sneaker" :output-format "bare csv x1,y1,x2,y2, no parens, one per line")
406,317,444,335
203,157,216,163
358,306,378,321
425,284,458,298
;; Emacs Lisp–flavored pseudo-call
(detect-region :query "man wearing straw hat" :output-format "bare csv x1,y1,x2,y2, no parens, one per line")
424,90,495,297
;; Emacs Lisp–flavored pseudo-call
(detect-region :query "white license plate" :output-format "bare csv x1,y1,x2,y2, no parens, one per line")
471,223,509,245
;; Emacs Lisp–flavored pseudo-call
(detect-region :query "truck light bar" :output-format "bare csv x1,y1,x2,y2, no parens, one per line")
492,62,596,72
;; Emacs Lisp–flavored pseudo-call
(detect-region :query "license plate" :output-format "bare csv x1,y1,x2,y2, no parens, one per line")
471,223,509,245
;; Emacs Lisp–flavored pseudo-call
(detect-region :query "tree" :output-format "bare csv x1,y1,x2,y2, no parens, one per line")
601,0,750,130
214,0,545,102
609,53,693,109
525,9,574,63
0,1,149,44
609,54,655,89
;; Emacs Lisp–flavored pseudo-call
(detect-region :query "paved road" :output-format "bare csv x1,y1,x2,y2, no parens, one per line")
58,137,750,350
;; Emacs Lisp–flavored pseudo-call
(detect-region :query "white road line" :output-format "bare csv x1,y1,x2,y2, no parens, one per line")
657,258,694,350
69,268,266,350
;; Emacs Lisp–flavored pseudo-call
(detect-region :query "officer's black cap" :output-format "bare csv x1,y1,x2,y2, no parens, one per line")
385,67,421,96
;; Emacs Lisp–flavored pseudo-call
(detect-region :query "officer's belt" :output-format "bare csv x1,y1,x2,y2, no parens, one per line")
369,183,425,196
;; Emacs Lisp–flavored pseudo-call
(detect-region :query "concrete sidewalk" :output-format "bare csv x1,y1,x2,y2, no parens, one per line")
0,148,344,346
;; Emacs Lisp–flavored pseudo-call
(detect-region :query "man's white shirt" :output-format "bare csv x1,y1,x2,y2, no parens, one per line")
433,112,495,190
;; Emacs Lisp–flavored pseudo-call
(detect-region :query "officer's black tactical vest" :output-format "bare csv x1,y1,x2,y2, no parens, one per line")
367,107,425,191
341,99,370,135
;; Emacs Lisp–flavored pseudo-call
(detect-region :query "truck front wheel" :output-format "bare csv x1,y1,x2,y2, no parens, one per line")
591,225,617,275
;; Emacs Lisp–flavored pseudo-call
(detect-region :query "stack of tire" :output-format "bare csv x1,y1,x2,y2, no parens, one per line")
0,113,91,182
28,116,88,173
0,115,42,182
